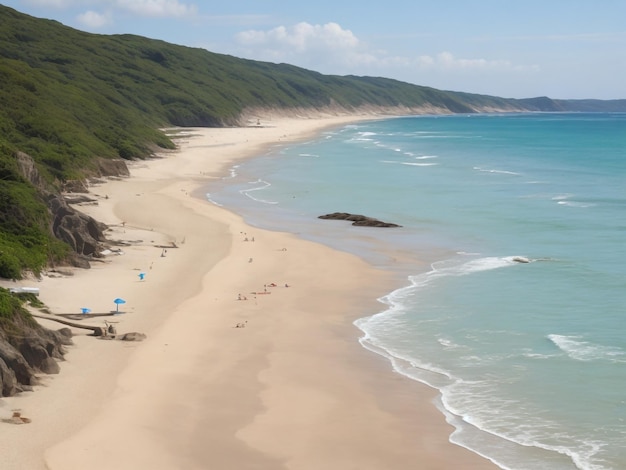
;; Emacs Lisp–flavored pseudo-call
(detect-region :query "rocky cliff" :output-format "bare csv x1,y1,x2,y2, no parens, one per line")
15,151,130,268
0,293,73,397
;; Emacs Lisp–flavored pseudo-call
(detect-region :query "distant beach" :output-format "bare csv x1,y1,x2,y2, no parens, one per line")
0,112,496,469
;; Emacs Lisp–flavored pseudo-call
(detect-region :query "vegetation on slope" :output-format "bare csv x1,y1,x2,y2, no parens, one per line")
0,144,70,279
0,287,36,330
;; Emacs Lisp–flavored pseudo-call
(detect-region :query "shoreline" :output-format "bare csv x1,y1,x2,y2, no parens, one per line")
1,113,497,469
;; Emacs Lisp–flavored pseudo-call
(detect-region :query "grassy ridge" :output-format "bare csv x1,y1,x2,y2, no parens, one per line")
0,287,37,331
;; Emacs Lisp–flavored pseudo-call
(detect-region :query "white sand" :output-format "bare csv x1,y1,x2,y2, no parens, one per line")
0,112,497,469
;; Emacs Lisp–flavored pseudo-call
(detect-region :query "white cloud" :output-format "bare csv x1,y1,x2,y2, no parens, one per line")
113,0,197,18
23,0,197,18
235,22,378,68
237,22,359,55
419,51,505,70
419,51,540,73
234,22,536,77
77,10,111,28
21,0,76,7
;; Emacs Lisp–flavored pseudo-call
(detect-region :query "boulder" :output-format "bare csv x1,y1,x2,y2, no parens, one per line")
63,179,89,194
119,332,147,342
95,157,130,178
0,339,36,388
0,357,18,397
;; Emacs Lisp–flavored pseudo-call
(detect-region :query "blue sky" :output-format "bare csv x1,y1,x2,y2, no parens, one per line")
4,0,626,99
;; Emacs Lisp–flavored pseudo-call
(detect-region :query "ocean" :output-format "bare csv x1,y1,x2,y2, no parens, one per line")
205,113,626,470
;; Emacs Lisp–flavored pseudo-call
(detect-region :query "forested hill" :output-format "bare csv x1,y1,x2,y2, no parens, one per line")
1,4,624,181
0,2,533,183
0,3,625,281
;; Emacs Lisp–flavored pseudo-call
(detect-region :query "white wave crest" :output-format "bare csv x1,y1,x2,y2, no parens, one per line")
402,255,531,294
401,162,438,167
222,164,239,179
548,334,626,362
455,256,529,275
204,193,223,207
380,160,437,167
239,179,279,204
473,166,521,176
557,200,595,208
438,337,465,350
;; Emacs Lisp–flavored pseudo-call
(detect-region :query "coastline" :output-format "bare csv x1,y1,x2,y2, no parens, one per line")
1,112,497,469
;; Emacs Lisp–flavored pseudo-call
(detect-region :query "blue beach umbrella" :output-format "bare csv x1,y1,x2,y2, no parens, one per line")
138,272,146,281
81,307,91,314
113,297,126,313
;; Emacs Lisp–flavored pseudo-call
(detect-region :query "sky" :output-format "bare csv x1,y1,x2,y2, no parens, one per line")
3,0,626,100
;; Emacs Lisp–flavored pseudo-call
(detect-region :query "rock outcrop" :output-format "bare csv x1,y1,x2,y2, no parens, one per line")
93,156,131,178
318,212,401,228
14,152,129,268
0,318,72,397
46,193,108,259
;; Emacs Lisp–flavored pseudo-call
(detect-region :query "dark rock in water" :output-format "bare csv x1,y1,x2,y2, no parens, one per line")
318,212,401,228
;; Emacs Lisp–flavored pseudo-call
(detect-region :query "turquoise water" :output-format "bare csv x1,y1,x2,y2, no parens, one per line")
206,113,626,470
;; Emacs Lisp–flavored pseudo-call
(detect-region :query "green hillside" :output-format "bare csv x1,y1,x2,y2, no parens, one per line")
0,4,529,184
0,4,624,279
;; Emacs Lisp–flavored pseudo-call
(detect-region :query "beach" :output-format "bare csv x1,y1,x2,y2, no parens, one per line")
0,112,497,469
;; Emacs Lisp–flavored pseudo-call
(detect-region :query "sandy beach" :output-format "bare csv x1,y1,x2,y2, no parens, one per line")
0,111,497,469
